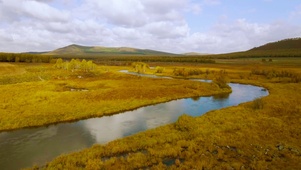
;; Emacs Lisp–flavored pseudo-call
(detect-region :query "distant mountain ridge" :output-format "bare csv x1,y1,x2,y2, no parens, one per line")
30,37,301,58
46,44,177,56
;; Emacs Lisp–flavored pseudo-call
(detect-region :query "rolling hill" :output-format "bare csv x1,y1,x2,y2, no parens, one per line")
249,38,301,51
211,37,301,58
19,37,301,60
46,44,176,56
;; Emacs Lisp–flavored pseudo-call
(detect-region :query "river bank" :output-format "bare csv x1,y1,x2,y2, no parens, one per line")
39,64,301,170
1,72,267,170
0,63,230,132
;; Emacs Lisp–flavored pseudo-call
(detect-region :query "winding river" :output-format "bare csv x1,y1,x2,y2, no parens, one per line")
0,71,268,170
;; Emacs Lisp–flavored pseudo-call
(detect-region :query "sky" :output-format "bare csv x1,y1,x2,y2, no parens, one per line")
0,0,301,54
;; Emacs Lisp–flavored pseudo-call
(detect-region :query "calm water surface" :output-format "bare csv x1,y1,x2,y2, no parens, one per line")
0,72,268,170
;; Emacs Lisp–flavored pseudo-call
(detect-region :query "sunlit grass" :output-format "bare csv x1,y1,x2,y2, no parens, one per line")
0,63,229,131
0,63,25,75
32,59,301,170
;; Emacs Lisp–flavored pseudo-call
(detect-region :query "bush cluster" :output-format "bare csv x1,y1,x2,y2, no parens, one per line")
54,58,96,72
173,68,203,77
212,70,230,89
131,62,149,73
155,66,165,73
251,69,301,82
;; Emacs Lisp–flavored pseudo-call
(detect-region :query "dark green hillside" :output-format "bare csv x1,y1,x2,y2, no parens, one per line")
46,44,176,56
249,38,301,51
208,38,301,59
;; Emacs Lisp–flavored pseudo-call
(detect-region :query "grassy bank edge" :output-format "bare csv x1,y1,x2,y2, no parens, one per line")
0,70,231,132
35,72,301,169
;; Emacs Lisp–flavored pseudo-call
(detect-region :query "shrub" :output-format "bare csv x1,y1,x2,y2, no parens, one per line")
173,68,203,77
213,70,229,89
173,68,188,77
175,114,198,132
250,69,301,83
131,62,149,73
155,66,165,73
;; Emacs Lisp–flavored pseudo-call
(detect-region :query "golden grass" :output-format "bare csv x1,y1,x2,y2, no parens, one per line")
0,63,229,131
0,63,25,75
35,59,301,170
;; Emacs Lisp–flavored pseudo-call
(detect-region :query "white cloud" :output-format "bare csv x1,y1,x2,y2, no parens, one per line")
79,0,192,27
0,0,69,22
203,0,221,6
22,0,69,21
0,0,300,54
0,0,196,52
178,19,301,53
143,21,189,39
112,27,143,40
83,0,145,27
189,3,202,14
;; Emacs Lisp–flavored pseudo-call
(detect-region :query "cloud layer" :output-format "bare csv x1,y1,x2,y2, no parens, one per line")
0,0,300,53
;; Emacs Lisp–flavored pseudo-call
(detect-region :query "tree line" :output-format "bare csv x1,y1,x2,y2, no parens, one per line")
0,53,52,63
208,49,301,59
95,56,216,64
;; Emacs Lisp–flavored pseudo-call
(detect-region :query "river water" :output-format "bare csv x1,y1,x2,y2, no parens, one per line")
0,72,268,170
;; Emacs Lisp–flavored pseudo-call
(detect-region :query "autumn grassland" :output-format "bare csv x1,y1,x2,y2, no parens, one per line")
1,38,301,169
0,62,230,132
22,57,301,170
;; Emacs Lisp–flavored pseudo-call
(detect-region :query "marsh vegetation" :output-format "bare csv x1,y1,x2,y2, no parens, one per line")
0,61,230,132
0,50,301,169
27,58,301,170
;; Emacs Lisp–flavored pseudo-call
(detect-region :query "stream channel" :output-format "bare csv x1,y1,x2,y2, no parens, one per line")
0,71,269,170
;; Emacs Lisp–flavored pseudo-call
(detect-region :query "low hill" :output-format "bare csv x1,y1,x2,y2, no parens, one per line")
249,38,301,51
46,44,176,56
209,38,301,59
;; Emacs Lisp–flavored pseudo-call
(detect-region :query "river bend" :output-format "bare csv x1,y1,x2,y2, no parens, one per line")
0,72,268,170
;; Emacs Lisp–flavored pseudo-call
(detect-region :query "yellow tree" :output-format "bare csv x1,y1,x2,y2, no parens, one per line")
54,58,63,69
81,59,88,72
68,59,76,72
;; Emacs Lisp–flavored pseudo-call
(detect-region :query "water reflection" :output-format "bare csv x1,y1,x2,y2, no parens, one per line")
0,73,269,170
191,96,201,101
0,124,93,170
213,93,230,100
